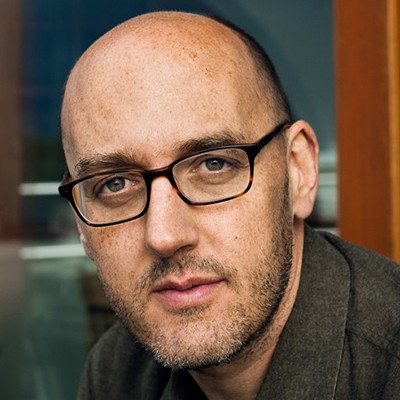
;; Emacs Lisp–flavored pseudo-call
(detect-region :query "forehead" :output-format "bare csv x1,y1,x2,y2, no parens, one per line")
62,21,270,175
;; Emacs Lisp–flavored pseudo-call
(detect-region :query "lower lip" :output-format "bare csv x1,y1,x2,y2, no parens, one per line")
153,281,224,309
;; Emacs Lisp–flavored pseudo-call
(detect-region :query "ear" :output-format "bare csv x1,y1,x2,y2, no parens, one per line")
286,120,319,220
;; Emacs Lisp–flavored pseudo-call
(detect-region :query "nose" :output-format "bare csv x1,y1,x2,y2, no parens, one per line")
144,177,199,258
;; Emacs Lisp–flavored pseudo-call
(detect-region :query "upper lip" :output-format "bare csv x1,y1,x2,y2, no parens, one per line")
152,275,224,292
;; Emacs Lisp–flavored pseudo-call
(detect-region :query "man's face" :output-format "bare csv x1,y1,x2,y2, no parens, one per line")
62,31,295,370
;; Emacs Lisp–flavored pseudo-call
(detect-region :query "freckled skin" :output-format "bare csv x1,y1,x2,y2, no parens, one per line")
61,12,319,400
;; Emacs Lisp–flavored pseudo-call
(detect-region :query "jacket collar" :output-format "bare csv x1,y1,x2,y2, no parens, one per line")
258,225,350,399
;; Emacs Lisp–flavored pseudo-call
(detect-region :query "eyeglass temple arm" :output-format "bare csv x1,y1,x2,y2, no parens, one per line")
257,121,290,149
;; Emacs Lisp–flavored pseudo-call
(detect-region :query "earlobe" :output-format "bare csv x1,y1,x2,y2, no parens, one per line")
287,120,319,220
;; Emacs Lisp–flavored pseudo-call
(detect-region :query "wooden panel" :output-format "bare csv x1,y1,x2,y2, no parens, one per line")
335,0,400,261
388,0,400,261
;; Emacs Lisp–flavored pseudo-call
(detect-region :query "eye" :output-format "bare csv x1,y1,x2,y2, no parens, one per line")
103,177,127,193
203,158,227,171
183,151,248,177
94,173,143,197
172,148,249,185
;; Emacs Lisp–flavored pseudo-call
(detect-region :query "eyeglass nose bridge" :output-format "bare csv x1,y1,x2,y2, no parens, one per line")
141,162,194,209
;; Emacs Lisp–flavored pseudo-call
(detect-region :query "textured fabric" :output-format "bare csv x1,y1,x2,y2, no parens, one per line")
77,226,400,399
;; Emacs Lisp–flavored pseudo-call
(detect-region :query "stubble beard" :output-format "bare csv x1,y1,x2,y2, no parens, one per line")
100,179,293,371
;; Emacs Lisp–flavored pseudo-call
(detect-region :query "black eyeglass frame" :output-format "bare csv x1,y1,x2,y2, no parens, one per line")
58,121,290,227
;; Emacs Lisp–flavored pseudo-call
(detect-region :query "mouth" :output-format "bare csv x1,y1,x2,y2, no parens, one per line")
151,276,225,309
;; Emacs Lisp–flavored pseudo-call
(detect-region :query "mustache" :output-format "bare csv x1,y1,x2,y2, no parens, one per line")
137,255,236,290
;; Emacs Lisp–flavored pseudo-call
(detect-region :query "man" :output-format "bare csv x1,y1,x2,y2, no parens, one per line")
58,11,400,399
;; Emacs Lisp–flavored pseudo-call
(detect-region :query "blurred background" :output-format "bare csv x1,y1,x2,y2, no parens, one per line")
1,1,399,399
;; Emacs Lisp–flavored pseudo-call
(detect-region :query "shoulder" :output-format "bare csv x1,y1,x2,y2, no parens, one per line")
315,229,400,358
78,322,171,400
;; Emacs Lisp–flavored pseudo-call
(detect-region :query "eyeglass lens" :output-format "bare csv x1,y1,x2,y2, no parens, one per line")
72,147,251,224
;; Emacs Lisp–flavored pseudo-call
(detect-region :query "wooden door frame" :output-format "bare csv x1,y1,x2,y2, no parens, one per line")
335,0,400,261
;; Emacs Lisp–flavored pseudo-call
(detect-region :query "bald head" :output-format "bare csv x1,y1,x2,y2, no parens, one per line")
61,12,291,178
61,12,290,145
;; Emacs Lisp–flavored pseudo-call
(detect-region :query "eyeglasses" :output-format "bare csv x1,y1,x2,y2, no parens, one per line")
58,122,289,227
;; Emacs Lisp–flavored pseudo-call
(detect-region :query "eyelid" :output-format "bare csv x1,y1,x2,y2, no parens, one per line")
92,172,144,195
73,168,142,185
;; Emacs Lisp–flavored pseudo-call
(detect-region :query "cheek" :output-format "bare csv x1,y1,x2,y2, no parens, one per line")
208,165,290,262
200,196,275,263
81,224,146,281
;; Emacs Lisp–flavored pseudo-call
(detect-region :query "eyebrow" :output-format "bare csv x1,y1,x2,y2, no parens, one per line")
74,130,248,178
74,152,142,178
176,130,248,156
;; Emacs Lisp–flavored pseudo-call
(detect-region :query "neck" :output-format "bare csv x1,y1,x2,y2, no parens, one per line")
189,221,305,400
189,337,278,399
